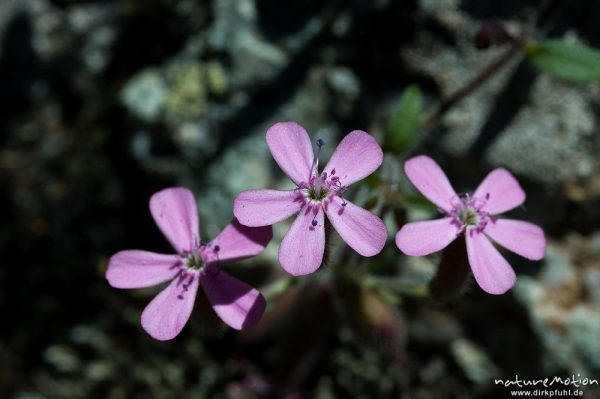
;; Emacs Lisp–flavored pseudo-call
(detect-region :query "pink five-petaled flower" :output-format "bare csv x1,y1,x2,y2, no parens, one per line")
395,155,546,295
233,121,387,276
106,187,272,340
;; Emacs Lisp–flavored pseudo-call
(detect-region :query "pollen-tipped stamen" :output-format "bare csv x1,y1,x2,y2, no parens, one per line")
310,138,325,179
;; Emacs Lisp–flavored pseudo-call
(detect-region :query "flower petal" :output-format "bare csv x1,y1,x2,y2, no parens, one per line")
141,273,199,340
234,189,305,227
323,130,383,187
106,250,180,288
404,155,458,213
150,187,199,254
324,196,387,256
484,219,546,260
465,229,516,295
473,168,525,214
395,217,459,256
279,205,325,276
266,121,314,186
209,219,273,263
200,270,266,330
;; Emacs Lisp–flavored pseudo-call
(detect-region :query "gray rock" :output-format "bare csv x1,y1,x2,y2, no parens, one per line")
451,338,500,385
43,344,81,373
514,237,600,374
403,5,600,189
567,306,600,369
120,69,169,122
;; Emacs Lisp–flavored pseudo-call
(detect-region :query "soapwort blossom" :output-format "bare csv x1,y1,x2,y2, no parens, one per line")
106,187,271,340
395,155,546,294
234,122,387,276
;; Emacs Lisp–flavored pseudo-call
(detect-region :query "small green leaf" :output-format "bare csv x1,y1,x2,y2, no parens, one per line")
526,39,600,82
384,84,423,153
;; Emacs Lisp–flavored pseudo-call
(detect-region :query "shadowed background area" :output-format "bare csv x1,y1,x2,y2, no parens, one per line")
1,0,600,398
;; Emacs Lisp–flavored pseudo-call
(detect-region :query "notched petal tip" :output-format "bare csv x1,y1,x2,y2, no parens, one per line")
265,121,304,137
149,187,200,254
200,271,267,330
403,155,457,213
323,130,383,187
477,270,516,295
474,168,525,214
265,121,314,186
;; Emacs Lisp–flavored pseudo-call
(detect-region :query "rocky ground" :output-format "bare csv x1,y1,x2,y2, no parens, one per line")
1,0,600,398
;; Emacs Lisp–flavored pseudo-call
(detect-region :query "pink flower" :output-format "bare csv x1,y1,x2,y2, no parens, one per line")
395,155,546,295
106,187,272,340
233,121,387,276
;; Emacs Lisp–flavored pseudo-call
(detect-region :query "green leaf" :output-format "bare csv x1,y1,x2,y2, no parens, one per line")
526,39,600,82
384,84,423,153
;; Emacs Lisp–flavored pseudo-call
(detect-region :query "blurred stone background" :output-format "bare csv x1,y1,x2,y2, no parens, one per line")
1,0,599,398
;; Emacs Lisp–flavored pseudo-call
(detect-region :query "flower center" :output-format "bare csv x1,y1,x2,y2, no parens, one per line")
174,244,221,301
306,179,330,201
448,194,492,233
180,242,220,273
300,138,347,204
458,207,480,226
183,252,205,271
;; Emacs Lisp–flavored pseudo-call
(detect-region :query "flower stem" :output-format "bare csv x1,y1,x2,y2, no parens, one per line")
422,41,523,129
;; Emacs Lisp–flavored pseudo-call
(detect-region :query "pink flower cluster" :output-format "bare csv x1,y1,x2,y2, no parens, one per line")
106,122,546,340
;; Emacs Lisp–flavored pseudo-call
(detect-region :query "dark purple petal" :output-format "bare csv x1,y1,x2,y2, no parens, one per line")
200,270,266,330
